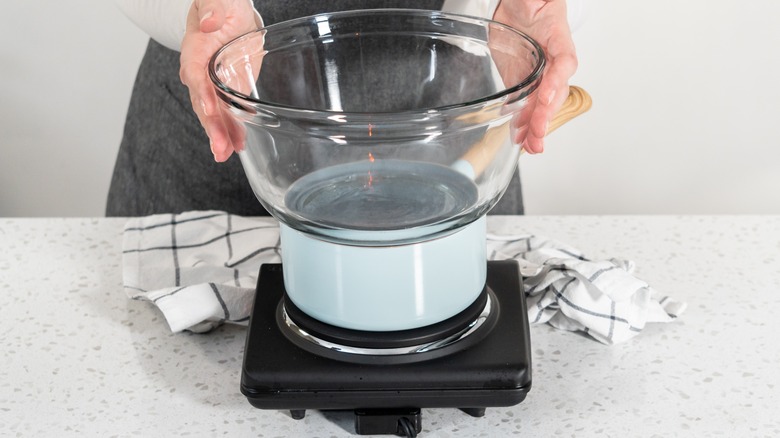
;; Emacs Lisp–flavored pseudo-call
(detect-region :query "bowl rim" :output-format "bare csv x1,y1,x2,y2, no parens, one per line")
208,8,546,116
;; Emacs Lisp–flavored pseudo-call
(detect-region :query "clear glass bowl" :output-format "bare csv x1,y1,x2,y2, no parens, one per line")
210,9,544,246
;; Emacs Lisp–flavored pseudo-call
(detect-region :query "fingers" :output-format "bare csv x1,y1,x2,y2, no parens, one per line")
223,109,247,154
495,0,578,155
523,48,577,154
182,55,237,162
183,67,231,162
189,87,235,162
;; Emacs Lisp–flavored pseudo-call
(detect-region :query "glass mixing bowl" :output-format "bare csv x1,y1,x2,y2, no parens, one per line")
210,9,544,246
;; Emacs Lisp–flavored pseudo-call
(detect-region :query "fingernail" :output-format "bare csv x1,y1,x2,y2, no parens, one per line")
200,10,213,25
210,141,218,160
546,89,556,106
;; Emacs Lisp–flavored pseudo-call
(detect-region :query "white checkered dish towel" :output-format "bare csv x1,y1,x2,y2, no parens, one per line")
122,211,686,343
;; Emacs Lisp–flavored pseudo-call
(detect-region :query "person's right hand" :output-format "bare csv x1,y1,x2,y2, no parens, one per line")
179,0,261,162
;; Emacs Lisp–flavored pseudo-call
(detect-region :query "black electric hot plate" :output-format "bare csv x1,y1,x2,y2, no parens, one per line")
240,260,532,435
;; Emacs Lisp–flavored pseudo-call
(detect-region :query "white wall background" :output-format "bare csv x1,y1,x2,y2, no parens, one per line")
1,1,147,217
1,1,779,217
522,0,780,214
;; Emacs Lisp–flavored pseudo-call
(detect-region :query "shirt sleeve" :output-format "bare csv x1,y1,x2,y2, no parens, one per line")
114,0,262,52
115,0,192,52
441,0,501,19
442,0,585,33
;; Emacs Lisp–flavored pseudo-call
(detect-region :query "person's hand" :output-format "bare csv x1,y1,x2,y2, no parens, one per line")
179,0,261,162
493,0,577,154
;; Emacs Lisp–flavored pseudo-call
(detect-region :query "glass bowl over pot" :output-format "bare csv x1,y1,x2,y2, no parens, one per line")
209,9,546,332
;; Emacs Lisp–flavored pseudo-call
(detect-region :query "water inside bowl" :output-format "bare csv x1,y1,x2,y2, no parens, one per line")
284,159,478,236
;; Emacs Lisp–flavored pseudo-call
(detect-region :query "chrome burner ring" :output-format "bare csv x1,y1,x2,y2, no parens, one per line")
279,291,496,358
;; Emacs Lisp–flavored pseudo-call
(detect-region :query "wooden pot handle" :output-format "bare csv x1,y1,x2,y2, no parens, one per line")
547,85,592,135
458,85,592,177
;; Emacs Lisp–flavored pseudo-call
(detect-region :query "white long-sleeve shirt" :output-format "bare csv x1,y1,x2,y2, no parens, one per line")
114,0,514,52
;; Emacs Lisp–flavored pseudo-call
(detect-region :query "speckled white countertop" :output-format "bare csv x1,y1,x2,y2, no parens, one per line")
1,216,779,437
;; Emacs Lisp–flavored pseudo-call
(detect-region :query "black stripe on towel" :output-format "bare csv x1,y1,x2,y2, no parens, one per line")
588,265,618,282
551,277,630,324
122,225,277,253
171,214,180,287
124,212,227,232
210,283,230,321
225,245,280,268
224,214,240,287
152,286,187,303
607,301,616,341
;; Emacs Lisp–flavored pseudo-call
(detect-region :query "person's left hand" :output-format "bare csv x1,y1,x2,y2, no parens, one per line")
493,0,578,154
